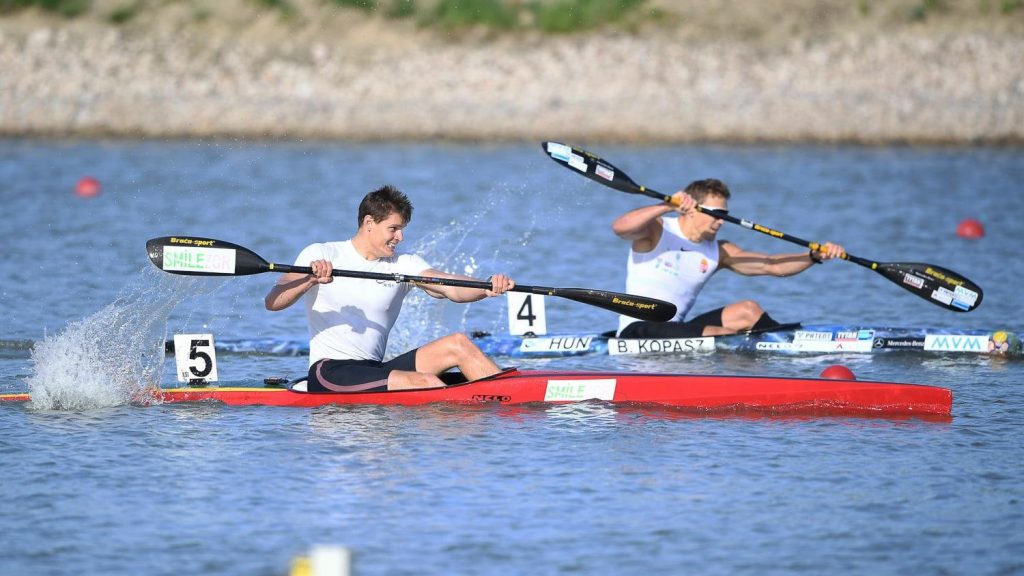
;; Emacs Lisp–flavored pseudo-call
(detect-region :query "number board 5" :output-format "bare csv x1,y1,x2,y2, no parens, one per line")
173,334,219,384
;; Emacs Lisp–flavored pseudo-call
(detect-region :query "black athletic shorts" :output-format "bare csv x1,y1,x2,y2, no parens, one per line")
618,307,725,339
307,348,419,393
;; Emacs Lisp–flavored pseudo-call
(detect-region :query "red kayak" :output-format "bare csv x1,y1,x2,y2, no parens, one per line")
1,368,952,415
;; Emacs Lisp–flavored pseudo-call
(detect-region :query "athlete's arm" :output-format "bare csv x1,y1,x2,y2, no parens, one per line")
415,269,515,303
264,259,333,311
612,192,694,252
719,241,845,277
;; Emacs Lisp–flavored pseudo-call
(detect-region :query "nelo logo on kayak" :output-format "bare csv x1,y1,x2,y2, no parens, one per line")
472,394,512,403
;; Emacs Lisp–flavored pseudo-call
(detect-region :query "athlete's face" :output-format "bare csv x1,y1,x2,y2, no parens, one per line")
695,195,728,238
366,212,407,258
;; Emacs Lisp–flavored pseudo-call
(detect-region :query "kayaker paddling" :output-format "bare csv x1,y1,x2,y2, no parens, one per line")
613,178,845,338
264,185,515,392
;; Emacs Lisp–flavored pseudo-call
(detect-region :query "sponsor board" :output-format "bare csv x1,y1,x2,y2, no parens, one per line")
794,331,833,342
924,334,988,353
795,330,874,342
789,330,875,352
544,379,616,402
755,339,875,353
608,337,715,355
873,337,926,349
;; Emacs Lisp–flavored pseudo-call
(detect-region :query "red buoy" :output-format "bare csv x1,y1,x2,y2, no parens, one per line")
74,177,101,198
820,365,856,380
956,218,984,239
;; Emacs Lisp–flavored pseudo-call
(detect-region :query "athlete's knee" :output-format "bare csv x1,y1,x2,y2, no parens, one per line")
736,300,764,322
442,332,479,359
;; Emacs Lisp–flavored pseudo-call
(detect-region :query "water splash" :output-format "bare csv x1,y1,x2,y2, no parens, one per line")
25,267,223,411
389,183,540,353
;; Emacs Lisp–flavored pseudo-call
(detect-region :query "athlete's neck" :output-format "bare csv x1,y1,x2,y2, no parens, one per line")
675,216,707,243
350,235,380,261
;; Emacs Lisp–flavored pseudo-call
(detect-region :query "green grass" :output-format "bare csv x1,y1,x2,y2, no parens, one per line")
530,0,647,33
251,0,297,18
327,0,376,12
5,0,1021,33
424,0,518,30
0,0,90,17
412,0,650,33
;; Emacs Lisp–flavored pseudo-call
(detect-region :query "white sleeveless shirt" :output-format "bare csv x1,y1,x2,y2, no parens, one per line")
618,217,720,335
294,241,431,366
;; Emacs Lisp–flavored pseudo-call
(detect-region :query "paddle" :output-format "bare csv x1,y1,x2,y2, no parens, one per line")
541,141,984,313
146,236,677,321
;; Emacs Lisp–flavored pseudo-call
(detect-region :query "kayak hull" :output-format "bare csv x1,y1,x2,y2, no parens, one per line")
141,369,951,415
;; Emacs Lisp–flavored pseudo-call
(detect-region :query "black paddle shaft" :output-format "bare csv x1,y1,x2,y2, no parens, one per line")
146,236,677,321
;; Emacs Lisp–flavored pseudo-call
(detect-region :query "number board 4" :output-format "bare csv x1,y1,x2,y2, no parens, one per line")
506,293,547,336
173,333,219,384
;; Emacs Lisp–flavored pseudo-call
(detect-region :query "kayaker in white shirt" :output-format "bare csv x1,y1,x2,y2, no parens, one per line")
614,178,845,338
265,185,514,392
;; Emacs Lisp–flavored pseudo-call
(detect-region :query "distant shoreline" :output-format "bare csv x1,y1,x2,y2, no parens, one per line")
2,21,1022,145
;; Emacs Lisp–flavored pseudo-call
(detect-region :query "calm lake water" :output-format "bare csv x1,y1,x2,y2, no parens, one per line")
1,139,1022,575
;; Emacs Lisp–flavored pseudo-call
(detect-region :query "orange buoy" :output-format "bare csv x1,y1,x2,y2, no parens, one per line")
74,177,101,198
820,365,856,380
956,218,984,239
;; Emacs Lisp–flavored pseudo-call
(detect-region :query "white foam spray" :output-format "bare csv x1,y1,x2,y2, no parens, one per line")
25,267,223,411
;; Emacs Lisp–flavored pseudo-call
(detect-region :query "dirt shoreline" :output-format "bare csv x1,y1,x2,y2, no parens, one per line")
2,7,1022,144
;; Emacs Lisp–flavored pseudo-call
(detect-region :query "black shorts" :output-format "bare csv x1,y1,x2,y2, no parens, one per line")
307,348,419,393
618,308,725,338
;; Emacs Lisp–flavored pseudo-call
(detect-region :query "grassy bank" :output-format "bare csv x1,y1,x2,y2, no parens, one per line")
2,0,1023,40
5,0,660,33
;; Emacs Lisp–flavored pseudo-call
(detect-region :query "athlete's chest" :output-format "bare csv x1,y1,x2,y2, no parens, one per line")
651,246,717,278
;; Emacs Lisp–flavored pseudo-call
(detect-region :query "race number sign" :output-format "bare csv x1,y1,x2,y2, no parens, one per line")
507,293,547,336
173,334,218,384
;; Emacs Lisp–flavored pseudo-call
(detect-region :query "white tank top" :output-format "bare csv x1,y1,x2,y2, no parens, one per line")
618,217,720,334
294,241,431,366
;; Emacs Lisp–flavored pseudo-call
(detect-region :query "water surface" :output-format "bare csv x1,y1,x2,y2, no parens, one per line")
0,140,1021,575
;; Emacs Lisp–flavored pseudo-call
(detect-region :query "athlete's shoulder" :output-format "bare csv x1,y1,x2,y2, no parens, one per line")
394,251,432,273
